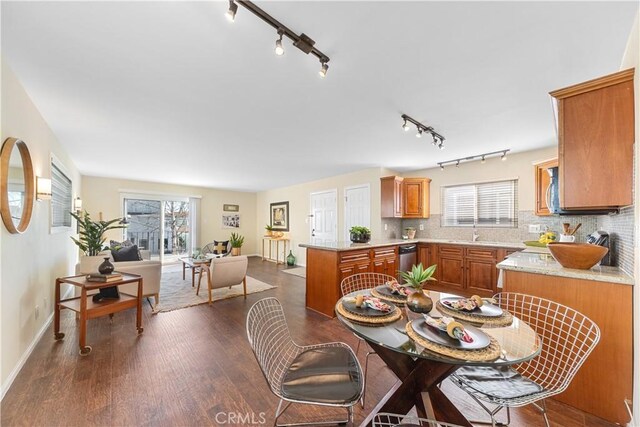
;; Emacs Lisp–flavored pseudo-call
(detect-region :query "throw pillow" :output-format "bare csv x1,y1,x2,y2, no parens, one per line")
111,244,142,262
213,240,229,255
110,239,133,251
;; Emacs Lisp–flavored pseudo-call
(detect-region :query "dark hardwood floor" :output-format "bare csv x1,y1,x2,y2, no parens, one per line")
2,257,614,427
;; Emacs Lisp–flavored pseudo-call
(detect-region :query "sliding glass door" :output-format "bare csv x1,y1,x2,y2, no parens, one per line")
123,196,192,263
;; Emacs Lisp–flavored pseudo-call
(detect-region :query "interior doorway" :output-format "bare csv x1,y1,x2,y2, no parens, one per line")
344,184,371,241
309,189,338,244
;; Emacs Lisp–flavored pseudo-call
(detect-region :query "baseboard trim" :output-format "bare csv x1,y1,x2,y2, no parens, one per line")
1,287,73,401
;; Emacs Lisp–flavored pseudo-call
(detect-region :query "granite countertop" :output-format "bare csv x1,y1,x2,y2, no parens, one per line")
497,251,634,285
299,238,524,251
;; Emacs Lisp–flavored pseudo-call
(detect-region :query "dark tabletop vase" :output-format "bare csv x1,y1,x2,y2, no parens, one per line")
406,289,433,313
350,232,371,243
98,257,115,275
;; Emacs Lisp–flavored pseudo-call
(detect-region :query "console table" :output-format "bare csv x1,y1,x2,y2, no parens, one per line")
54,273,144,356
261,237,290,265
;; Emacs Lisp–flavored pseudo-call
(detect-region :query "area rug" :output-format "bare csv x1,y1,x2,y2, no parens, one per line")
281,266,306,279
153,264,276,313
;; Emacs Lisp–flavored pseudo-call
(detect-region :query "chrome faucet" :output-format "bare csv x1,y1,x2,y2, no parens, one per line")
472,226,480,242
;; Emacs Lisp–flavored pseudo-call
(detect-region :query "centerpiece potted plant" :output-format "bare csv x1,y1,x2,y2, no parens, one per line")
400,263,437,313
349,226,371,243
70,211,126,273
229,232,245,256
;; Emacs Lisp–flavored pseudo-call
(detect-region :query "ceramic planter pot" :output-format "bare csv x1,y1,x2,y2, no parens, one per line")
350,232,371,243
406,289,433,313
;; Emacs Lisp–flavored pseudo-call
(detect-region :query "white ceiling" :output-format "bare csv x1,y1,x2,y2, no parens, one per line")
2,1,637,191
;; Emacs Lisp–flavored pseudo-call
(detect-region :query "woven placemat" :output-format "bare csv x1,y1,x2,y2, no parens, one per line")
335,301,402,325
405,321,501,362
371,288,407,305
436,301,514,327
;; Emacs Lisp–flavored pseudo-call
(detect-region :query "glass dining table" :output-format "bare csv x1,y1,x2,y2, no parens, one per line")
336,290,542,427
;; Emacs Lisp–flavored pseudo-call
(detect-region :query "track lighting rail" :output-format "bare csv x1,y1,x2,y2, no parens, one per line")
401,114,445,149
437,149,510,170
230,1,330,71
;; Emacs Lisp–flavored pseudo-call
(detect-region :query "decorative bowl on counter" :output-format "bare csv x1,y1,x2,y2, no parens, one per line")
547,242,608,270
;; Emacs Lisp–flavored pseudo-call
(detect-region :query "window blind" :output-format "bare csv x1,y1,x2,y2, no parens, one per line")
51,163,72,227
441,179,518,228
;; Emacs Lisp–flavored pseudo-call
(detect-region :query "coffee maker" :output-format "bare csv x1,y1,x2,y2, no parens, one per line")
586,231,610,266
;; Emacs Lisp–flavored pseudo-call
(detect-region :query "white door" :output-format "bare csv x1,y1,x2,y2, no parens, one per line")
344,184,371,241
310,190,338,243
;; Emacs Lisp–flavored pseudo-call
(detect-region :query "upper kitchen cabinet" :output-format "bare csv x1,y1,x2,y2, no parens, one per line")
534,158,558,216
381,176,431,218
381,176,404,218
550,69,635,210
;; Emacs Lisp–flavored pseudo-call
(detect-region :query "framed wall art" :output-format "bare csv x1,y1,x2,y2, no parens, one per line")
223,204,239,212
222,214,240,228
270,201,289,231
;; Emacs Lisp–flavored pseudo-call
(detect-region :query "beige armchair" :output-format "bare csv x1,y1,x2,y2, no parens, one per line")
76,250,162,306
197,255,248,305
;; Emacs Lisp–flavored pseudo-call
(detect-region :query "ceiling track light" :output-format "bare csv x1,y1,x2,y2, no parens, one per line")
438,149,511,169
226,1,331,78
275,28,284,56
401,114,445,150
319,59,329,78
226,0,238,22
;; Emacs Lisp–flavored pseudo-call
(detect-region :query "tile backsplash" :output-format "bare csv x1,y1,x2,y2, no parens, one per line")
390,209,634,276
401,211,596,244
598,207,634,275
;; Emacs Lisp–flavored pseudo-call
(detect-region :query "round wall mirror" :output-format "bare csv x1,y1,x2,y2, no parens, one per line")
1,138,35,234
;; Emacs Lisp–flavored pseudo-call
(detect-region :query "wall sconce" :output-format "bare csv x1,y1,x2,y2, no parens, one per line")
36,177,52,200
74,197,83,212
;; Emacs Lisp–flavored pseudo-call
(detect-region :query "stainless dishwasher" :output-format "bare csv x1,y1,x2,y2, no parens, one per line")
398,244,417,280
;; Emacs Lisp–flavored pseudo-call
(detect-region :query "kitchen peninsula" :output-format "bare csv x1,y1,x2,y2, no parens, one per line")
498,251,632,424
300,238,523,317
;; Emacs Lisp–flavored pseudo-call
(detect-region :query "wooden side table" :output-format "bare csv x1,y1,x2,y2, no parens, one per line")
180,257,212,287
54,273,144,356
261,237,290,265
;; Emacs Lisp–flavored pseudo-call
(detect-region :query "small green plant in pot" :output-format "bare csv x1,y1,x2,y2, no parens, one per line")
229,232,245,256
265,224,273,237
70,211,126,256
400,263,437,313
349,226,371,243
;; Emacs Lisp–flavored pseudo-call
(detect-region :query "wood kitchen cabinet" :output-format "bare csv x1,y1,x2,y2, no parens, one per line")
534,158,558,216
424,244,515,298
402,178,431,218
381,176,431,218
550,69,634,210
380,176,404,218
371,246,398,277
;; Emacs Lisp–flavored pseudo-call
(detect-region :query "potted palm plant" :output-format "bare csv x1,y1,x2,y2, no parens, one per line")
229,232,245,256
265,224,273,237
70,211,127,273
400,263,437,313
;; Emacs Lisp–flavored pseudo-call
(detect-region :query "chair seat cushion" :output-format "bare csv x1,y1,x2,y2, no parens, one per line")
453,365,544,400
281,347,362,405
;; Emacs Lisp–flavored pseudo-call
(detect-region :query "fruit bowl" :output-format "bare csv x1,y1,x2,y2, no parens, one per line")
547,243,608,270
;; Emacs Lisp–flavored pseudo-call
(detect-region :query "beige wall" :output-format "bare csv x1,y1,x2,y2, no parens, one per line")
403,146,558,214
1,61,82,393
256,167,397,266
81,176,258,255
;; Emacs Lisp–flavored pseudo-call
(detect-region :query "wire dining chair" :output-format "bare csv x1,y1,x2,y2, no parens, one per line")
450,292,600,427
373,412,464,427
246,297,363,426
340,272,397,408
